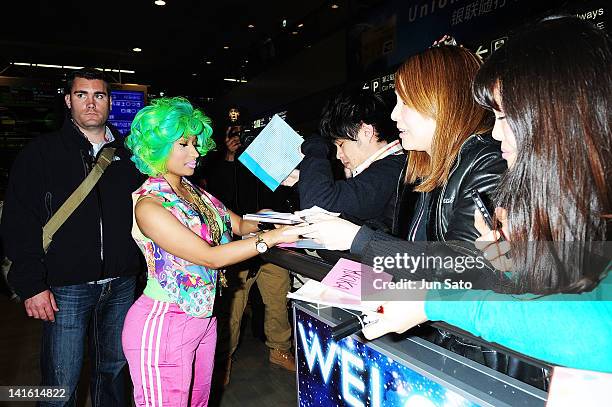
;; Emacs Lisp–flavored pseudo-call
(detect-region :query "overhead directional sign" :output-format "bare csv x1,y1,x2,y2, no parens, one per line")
475,45,489,59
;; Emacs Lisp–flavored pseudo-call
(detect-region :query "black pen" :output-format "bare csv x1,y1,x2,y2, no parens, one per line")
331,307,383,342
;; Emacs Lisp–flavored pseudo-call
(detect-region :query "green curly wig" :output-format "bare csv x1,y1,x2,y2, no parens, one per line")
125,97,215,176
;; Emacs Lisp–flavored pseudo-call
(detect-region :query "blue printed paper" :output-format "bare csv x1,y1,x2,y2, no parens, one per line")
238,114,303,191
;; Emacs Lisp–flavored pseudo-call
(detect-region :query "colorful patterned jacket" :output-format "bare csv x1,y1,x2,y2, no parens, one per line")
132,177,232,317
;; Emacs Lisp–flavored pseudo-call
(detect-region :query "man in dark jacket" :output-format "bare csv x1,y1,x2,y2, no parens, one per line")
2,68,143,406
290,90,405,233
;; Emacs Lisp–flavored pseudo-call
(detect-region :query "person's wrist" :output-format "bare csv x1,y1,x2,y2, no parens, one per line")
261,230,277,247
254,232,271,254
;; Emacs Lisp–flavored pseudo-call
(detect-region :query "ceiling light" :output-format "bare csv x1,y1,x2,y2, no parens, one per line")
206,61,212,65
244,60,248,63
154,0,166,6
192,73,197,76
13,62,83,70
132,47,142,52
100,68,135,74
248,24,255,28
37,64,63,68
331,4,339,8
223,78,247,83
297,23,304,28
223,45,229,50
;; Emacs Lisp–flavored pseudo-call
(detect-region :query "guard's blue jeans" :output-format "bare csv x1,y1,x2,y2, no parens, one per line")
39,276,136,407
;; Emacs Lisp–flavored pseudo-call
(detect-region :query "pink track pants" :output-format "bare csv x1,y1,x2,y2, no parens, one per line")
122,294,217,407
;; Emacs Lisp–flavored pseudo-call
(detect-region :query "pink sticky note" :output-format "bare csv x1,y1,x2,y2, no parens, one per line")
322,258,392,298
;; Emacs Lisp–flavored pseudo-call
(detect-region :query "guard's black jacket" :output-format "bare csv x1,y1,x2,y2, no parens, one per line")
2,119,144,299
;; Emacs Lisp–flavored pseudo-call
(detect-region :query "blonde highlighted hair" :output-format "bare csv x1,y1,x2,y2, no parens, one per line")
395,46,492,192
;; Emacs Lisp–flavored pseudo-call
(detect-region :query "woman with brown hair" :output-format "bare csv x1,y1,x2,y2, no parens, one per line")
300,44,507,256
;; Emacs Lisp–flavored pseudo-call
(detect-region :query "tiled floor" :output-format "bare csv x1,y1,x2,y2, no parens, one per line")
0,293,297,407
211,328,297,407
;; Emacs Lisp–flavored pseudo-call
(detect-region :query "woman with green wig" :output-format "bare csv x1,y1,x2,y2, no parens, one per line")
121,97,300,406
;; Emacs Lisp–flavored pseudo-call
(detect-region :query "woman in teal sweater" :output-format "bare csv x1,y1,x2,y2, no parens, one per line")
423,273,612,372
303,16,612,372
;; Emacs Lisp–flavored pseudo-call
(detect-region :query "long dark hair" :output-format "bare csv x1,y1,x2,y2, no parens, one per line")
473,16,612,294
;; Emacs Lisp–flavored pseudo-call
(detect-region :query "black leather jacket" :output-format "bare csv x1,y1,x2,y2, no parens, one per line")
352,134,507,257
394,134,507,242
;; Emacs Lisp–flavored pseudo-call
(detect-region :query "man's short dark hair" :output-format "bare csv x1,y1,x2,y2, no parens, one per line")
319,89,397,143
65,67,109,94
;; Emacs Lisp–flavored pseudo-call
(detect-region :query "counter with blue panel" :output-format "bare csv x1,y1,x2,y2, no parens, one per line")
262,248,550,407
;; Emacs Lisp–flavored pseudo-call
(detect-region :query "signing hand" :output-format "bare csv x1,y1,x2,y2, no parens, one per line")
288,214,360,251
24,289,59,322
474,208,513,271
265,224,304,245
361,298,428,340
